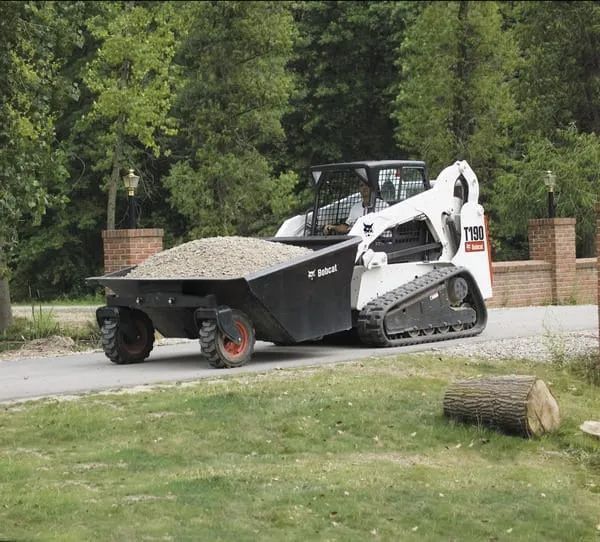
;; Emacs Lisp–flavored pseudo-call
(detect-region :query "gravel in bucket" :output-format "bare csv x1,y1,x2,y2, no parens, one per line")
127,237,312,279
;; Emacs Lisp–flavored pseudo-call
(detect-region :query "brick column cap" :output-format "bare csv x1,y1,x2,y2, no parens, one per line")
528,218,576,226
102,228,164,239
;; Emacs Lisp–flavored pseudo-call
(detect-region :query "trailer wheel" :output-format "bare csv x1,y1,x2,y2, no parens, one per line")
101,310,154,364
199,310,255,368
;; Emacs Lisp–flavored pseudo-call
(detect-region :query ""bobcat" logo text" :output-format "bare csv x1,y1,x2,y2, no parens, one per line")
307,264,338,280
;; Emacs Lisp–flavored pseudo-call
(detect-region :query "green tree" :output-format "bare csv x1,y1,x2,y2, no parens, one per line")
513,1,600,138
393,1,518,185
489,1,600,258
284,1,418,173
491,128,600,260
80,1,180,230
0,2,68,330
164,1,298,238
7,1,106,301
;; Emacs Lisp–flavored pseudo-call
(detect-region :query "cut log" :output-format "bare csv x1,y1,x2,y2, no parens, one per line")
443,375,560,437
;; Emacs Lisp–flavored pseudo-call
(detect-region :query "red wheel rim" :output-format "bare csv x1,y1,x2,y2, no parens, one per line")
223,321,249,358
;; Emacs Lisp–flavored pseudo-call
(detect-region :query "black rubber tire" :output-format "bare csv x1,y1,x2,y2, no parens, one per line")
199,310,255,369
101,310,154,364
199,320,225,368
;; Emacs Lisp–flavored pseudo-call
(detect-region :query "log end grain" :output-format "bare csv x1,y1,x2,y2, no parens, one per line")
526,379,560,436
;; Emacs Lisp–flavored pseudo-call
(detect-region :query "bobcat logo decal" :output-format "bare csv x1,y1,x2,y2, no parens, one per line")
307,265,338,281
363,222,374,235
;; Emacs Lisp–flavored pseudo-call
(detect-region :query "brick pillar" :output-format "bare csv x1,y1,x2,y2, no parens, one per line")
528,218,576,304
102,228,164,274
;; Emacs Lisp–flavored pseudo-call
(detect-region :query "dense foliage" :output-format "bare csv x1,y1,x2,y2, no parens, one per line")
1,0,599,308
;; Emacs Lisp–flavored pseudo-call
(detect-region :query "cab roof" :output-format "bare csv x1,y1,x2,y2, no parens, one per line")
309,160,427,188
310,160,426,171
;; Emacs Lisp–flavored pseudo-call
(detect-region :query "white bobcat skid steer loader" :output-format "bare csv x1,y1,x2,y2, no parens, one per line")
276,160,493,346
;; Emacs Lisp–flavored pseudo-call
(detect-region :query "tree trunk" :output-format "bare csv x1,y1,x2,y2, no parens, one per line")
0,248,12,332
443,375,560,437
452,1,469,153
106,60,130,230
106,152,121,230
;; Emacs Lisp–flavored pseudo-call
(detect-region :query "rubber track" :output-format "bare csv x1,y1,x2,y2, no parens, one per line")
199,320,226,368
357,266,487,348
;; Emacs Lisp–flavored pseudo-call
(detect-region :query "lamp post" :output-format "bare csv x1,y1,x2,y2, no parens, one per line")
544,170,556,219
122,168,140,229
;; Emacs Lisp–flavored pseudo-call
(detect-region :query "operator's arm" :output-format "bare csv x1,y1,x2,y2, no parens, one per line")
323,201,362,235
323,223,350,235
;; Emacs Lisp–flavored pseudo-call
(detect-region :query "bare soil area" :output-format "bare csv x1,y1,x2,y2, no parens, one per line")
0,336,93,361
2,306,99,361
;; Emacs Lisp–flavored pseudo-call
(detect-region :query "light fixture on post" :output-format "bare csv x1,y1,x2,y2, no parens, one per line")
122,168,140,229
544,170,556,219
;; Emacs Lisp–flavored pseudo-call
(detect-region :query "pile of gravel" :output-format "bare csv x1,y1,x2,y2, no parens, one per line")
127,236,312,279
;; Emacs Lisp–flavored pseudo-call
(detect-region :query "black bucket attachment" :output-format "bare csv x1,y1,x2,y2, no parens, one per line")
87,236,361,344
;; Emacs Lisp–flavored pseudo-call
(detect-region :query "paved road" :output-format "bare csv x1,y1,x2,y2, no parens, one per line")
1,305,596,403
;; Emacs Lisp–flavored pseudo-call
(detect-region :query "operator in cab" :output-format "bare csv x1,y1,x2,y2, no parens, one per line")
323,179,388,235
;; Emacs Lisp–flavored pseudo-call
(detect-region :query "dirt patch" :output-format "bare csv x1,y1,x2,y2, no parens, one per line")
0,336,88,362
25,336,76,352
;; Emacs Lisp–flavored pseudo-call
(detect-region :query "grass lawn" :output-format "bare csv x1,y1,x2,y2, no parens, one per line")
0,353,599,541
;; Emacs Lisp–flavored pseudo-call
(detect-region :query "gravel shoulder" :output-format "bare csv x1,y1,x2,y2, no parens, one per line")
436,329,598,362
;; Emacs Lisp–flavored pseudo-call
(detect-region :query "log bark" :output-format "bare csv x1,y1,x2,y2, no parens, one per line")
443,375,560,437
